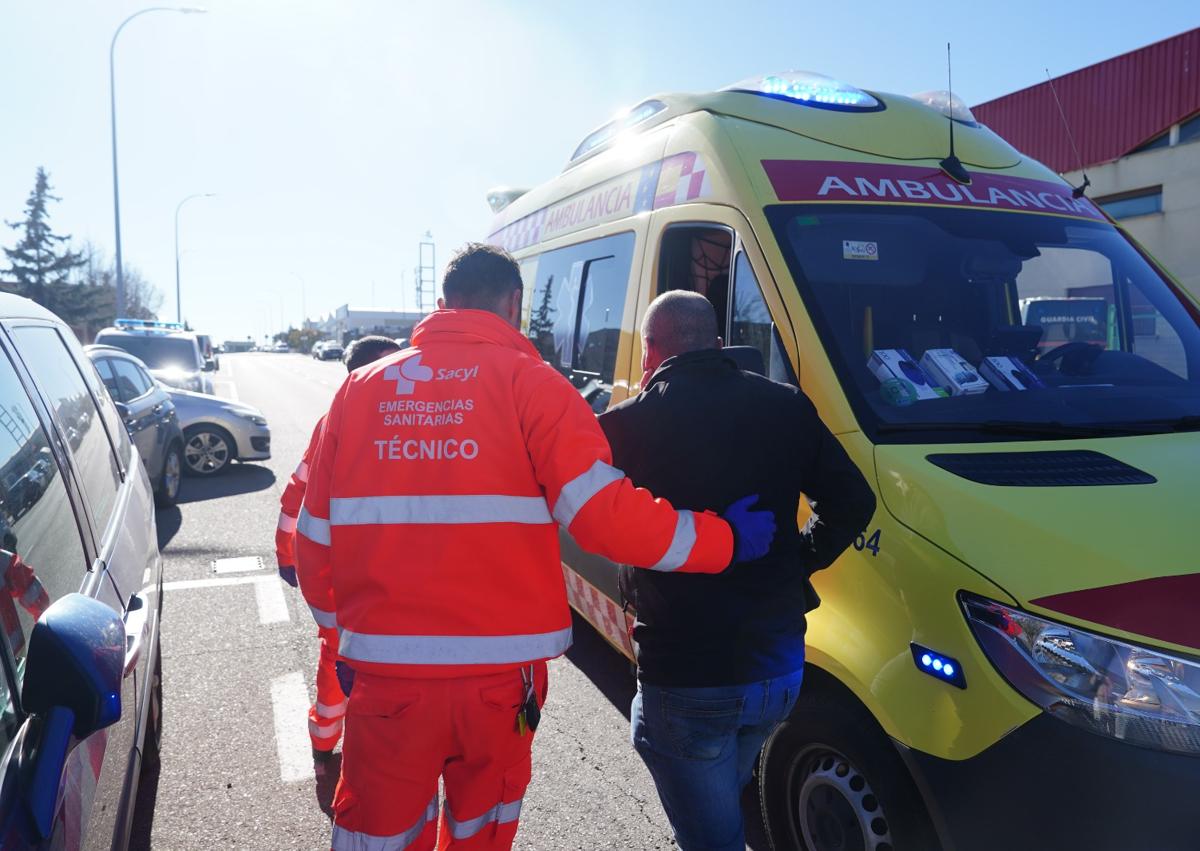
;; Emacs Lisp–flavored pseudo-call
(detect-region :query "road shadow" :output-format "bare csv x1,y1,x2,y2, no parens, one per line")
127,761,161,850
155,507,182,551
564,611,771,849
177,464,276,505
564,611,636,721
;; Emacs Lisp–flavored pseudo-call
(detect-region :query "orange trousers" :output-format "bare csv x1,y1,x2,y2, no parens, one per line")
310,626,346,752
330,662,548,851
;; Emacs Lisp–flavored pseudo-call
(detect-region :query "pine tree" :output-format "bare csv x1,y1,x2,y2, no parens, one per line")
3,168,85,313
527,277,556,356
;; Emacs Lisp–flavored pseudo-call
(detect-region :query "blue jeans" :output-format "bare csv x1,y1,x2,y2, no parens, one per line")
631,667,804,851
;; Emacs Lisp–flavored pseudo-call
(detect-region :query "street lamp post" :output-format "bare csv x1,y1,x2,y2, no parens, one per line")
174,193,214,323
289,272,307,329
110,6,206,318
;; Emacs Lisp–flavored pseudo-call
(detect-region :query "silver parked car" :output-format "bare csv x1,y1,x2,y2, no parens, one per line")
165,387,271,476
0,293,163,849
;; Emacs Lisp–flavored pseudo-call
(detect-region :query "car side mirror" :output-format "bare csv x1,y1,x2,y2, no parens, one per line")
17,594,124,838
113,401,131,422
202,360,216,372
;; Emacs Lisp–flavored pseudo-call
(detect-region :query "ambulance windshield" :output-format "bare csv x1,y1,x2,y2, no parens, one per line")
768,204,1200,441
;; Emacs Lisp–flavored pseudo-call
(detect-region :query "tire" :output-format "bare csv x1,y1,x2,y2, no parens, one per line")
154,442,182,508
141,639,163,771
182,425,235,477
759,670,939,851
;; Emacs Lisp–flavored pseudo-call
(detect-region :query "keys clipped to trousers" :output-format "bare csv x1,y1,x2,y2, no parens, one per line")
517,665,541,736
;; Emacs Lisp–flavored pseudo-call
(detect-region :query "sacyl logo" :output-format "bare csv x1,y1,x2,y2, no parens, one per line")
384,355,433,395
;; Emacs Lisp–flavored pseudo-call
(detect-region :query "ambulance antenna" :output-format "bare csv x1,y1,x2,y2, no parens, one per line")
1045,69,1091,198
939,42,971,184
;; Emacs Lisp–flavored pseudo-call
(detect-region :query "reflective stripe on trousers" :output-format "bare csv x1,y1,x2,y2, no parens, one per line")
445,798,524,840
329,494,552,526
331,794,438,851
339,625,572,666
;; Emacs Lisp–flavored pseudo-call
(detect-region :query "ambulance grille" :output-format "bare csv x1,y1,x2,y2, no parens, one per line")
925,450,1156,487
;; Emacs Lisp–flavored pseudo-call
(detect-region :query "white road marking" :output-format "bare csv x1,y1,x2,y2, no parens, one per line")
212,556,265,574
161,575,272,592
214,381,240,402
221,358,235,380
255,576,291,624
270,672,315,783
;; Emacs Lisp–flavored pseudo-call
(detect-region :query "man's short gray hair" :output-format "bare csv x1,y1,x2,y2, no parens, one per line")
642,290,720,359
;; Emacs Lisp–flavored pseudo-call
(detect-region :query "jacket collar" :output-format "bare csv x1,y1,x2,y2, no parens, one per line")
645,348,735,391
411,309,540,359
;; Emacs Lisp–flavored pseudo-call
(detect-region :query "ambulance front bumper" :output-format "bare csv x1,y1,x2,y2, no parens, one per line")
898,712,1200,850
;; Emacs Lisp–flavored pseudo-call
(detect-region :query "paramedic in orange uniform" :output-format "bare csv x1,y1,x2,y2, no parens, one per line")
275,335,400,761
296,243,776,851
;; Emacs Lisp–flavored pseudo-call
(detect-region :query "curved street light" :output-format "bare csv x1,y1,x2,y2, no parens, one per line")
174,193,215,323
110,6,207,317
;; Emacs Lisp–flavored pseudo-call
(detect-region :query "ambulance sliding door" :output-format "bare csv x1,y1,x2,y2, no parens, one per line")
524,231,638,414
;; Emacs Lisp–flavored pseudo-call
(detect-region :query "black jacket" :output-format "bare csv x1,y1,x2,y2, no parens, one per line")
600,349,876,687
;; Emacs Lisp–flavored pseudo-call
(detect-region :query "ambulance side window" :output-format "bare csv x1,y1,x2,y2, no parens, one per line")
656,225,733,334
526,232,636,409
731,251,796,386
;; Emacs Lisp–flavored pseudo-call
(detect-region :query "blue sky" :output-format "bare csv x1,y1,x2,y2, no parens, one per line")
2,1,1196,342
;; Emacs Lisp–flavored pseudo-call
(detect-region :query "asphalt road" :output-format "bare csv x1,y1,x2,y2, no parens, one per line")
130,352,770,851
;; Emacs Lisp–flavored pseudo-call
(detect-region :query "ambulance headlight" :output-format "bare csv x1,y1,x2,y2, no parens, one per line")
963,594,1200,755
725,71,880,111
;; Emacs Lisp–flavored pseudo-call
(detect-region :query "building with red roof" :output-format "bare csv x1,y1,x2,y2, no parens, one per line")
974,28,1200,297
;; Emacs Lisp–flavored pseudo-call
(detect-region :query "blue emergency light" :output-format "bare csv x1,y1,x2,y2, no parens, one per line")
725,71,882,112
114,318,185,333
910,643,966,689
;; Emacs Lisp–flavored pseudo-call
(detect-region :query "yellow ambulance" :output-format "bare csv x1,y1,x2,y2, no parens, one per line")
488,72,1200,850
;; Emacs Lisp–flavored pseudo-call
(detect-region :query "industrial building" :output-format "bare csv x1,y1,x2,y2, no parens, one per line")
311,305,426,344
974,27,1200,298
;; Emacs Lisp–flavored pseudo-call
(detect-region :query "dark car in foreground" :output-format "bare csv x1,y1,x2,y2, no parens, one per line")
85,345,185,508
0,293,164,849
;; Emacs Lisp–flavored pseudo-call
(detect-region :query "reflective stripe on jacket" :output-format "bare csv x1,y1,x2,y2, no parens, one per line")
296,309,733,678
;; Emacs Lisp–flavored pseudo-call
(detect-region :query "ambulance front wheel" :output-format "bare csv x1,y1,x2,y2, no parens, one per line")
758,672,938,851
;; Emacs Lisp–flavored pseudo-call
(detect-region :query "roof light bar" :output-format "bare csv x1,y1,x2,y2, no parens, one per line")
569,99,669,164
912,90,977,125
725,71,881,111
115,318,185,331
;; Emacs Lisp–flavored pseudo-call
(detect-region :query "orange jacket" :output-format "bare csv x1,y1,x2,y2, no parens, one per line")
296,309,733,678
1,550,49,656
275,416,335,626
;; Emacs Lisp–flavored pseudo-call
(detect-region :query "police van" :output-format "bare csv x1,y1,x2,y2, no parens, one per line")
488,72,1200,850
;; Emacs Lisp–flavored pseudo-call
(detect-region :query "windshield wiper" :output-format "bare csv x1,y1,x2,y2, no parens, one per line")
876,420,1148,438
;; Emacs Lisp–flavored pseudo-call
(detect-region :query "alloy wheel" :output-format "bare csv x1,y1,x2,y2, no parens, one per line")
163,448,181,499
184,430,231,475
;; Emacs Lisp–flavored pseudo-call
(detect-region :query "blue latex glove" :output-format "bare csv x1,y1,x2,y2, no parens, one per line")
278,565,298,587
722,495,776,564
336,661,355,697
